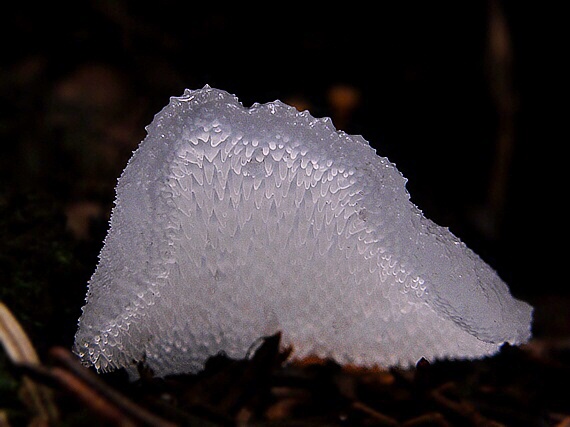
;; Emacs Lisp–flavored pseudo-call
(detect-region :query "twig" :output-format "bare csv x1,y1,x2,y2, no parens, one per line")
350,401,399,426
430,382,504,427
20,362,136,427
0,301,59,424
48,347,177,427
402,412,452,427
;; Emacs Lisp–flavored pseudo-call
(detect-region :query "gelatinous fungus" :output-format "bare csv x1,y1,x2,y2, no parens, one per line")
74,86,532,377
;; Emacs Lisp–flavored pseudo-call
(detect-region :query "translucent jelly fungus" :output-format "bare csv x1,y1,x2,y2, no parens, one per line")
74,86,532,377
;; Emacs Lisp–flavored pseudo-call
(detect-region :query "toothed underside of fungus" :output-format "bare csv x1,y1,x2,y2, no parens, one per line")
74,86,532,377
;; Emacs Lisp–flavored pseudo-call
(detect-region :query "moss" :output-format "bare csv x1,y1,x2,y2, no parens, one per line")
0,187,98,354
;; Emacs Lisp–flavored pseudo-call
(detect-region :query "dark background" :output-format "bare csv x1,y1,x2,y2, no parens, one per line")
0,1,565,352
